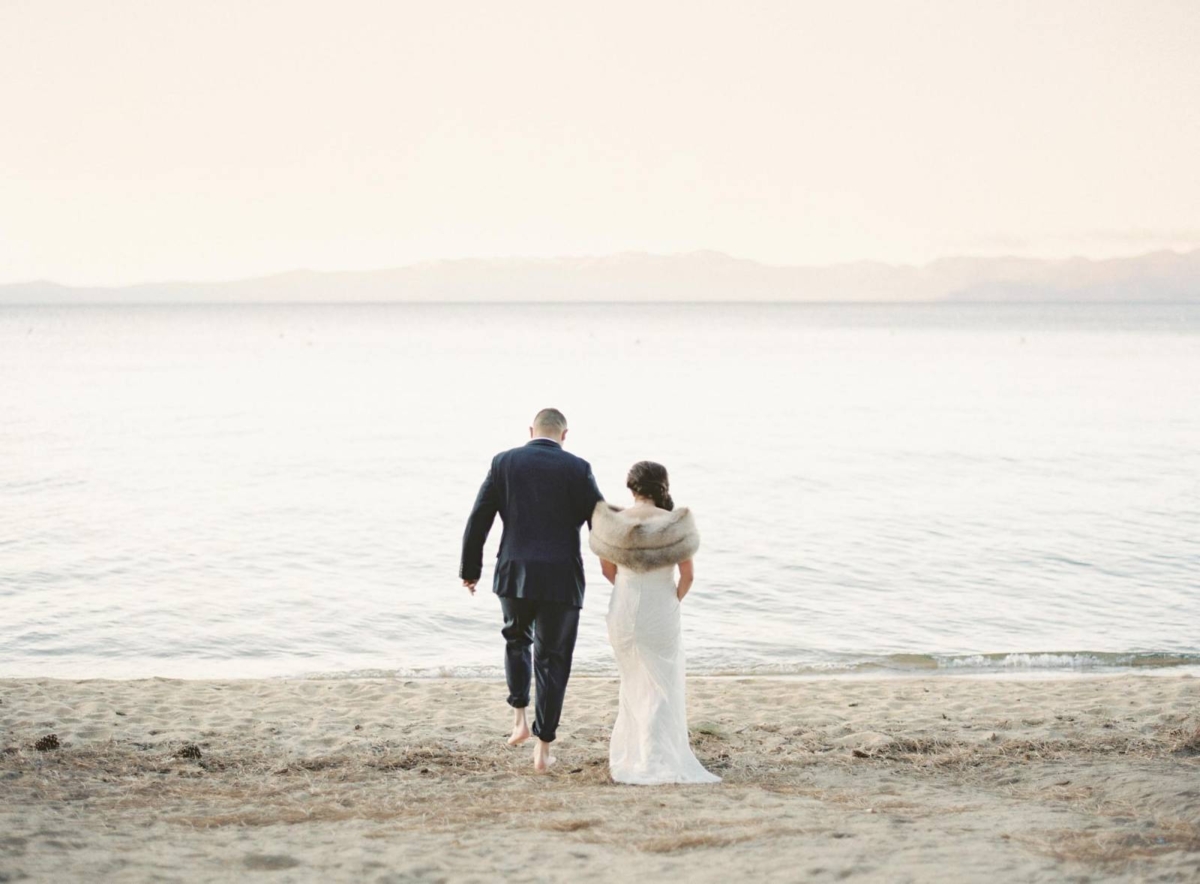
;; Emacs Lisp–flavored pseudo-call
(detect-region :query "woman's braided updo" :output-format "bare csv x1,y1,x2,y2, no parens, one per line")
626,460,674,511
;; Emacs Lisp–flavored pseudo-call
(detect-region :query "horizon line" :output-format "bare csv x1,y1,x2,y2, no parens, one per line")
5,245,1200,291
4,299,1199,309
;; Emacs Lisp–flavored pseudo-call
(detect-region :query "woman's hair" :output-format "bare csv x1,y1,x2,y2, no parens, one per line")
626,461,674,511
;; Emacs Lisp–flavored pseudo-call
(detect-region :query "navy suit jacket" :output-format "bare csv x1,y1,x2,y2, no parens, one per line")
460,438,603,608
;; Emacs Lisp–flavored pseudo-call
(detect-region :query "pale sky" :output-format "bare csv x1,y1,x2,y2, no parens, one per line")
2,0,1198,286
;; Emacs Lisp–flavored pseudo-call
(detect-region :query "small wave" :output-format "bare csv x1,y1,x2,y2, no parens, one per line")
294,664,506,680
699,651,1200,676
294,651,1200,681
927,652,1200,671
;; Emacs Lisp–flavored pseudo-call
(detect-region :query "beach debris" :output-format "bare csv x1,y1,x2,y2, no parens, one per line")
693,722,725,737
34,734,60,751
354,724,363,731
540,818,595,832
175,744,203,760
1168,724,1200,755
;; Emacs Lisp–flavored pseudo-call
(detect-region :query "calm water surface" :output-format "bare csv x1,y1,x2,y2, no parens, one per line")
2,302,1198,678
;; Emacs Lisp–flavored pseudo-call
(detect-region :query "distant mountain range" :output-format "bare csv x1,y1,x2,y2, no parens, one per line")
3,248,1199,303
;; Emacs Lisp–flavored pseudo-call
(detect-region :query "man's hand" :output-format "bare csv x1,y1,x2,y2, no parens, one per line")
463,579,477,595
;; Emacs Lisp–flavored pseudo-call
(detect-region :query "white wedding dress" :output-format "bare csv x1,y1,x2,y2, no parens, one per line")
606,563,721,785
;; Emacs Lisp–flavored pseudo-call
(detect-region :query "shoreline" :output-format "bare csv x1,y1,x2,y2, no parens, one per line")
3,673,1198,882
5,663,1200,684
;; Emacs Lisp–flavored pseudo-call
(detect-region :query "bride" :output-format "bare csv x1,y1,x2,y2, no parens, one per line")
589,461,721,785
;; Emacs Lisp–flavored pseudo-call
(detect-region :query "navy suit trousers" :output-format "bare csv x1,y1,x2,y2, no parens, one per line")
499,597,580,743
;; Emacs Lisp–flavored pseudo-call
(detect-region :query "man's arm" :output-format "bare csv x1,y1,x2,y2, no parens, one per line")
460,461,500,594
580,462,604,528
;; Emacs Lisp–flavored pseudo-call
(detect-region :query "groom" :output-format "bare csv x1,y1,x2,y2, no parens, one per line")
460,408,604,772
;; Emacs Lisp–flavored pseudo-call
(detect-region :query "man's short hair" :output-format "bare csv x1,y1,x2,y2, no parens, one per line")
532,408,568,436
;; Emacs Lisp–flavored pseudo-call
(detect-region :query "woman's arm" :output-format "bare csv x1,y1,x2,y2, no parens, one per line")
676,559,694,601
600,559,618,585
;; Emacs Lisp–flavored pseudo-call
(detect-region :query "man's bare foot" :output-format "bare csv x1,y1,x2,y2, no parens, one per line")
507,720,531,746
532,739,556,772
507,708,531,746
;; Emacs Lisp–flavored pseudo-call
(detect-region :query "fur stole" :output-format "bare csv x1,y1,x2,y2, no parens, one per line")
588,501,700,572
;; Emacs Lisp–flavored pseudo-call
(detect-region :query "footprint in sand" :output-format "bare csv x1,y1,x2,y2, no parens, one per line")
243,854,301,871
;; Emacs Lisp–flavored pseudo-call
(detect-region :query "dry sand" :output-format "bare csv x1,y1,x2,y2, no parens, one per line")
2,673,1198,883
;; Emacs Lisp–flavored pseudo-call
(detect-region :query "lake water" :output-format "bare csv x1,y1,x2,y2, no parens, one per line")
2,302,1198,679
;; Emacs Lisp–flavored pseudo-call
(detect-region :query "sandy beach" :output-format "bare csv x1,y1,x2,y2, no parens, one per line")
2,674,1198,882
